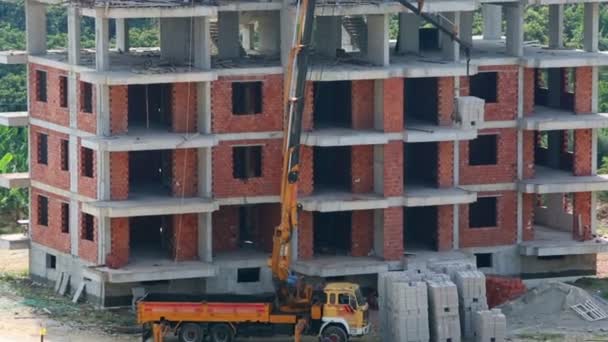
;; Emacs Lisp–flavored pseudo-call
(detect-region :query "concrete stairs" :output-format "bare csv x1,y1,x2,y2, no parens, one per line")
342,16,367,52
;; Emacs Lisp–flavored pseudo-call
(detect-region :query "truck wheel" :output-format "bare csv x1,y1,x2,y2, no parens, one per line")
179,323,204,342
209,323,234,342
321,325,348,342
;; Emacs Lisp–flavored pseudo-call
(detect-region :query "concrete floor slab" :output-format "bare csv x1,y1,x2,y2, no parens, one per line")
81,128,217,152
0,234,29,250
0,112,29,127
85,259,217,283
0,50,27,64
404,120,477,143
404,185,476,207
0,173,30,189
300,192,389,212
301,128,392,146
83,195,218,217
520,106,608,131
519,225,608,256
292,256,390,277
80,2,217,18
518,166,608,194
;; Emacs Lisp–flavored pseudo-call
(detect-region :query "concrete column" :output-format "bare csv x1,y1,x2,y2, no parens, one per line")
315,16,342,58
505,3,523,57
160,18,192,63
67,7,81,65
366,14,390,66
197,82,212,133
373,145,384,193
69,199,79,256
482,4,502,40
193,17,211,69
280,7,296,66
548,5,564,49
115,18,129,53
258,11,280,55
398,13,420,54
25,0,46,54
460,11,474,47
584,2,599,52
547,68,562,108
240,24,253,51
98,217,111,264
96,85,110,136
198,213,212,262
95,16,110,71
441,12,460,62
98,151,111,200
373,209,384,257
69,137,78,192
516,66,524,243
217,12,240,59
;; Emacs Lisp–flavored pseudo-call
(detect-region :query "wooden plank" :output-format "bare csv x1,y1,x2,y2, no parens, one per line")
54,272,64,293
72,281,86,303
58,274,70,296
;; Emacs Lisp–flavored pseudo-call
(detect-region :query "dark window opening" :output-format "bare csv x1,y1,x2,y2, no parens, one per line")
475,253,493,268
537,255,566,261
81,82,93,113
405,206,438,251
128,84,172,129
37,133,48,165
405,142,437,185
59,76,68,108
419,27,440,51
61,202,69,233
60,139,69,171
470,72,498,103
314,212,351,256
469,197,497,228
313,146,351,192
469,135,498,166
313,81,352,128
46,254,56,269
130,215,173,260
238,205,258,249
233,146,262,179
82,213,95,241
129,150,172,195
38,195,48,226
237,267,261,283
405,77,438,124
36,70,47,102
81,147,94,178
232,82,262,115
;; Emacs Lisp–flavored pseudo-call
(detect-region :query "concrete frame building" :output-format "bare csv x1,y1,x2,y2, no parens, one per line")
1,0,608,306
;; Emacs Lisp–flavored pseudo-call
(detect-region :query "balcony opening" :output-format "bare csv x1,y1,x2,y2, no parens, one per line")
129,215,173,261
469,197,497,228
233,146,262,180
314,211,351,256
232,82,262,115
405,142,437,186
470,72,498,103
129,150,172,195
533,193,576,242
534,68,574,112
405,206,438,251
237,267,261,283
313,81,352,128
475,253,493,268
534,130,573,172
404,77,438,124
128,84,172,130
314,146,351,192
469,134,498,166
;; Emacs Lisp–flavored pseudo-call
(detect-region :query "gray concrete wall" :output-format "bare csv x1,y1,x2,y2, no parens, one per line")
534,193,572,232
520,254,596,277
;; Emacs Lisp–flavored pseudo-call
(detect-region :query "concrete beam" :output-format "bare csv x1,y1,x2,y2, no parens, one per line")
25,0,46,55
292,256,390,277
67,7,81,65
315,16,342,58
548,5,564,49
519,169,608,194
82,196,219,218
217,12,240,59
404,121,477,143
299,193,390,212
505,3,523,57
80,131,217,152
115,18,129,53
0,51,27,64
366,14,389,66
0,112,29,127
584,2,599,53
441,12,460,62
403,186,476,207
258,11,280,55
80,6,216,19
78,69,217,86
482,4,502,40
95,17,110,71
301,129,393,146
519,110,608,131
398,12,420,54
519,240,608,257
0,173,30,189
86,260,217,283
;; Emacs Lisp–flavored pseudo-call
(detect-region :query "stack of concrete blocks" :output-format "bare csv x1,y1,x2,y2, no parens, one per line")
427,260,475,278
426,276,461,342
378,272,430,342
453,270,488,339
472,309,506,342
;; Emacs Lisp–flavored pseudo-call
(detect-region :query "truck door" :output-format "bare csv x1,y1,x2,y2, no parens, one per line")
337,293,358,328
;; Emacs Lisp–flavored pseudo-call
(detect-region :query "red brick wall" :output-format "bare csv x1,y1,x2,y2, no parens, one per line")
437,205,453,251
212,205,239,254
78,141,97,199
574,67,592,114
522,193,535,241
110,152,129,200
30,187,70,254
106,218,129,269
352,80,374,129
298,211,314,260
459,191,517,248
351,145,373,193
437,141,454,188
382,78,404,132
481,65,518,121
172,149,198,197
523,131,535,179
460,128,517,185
523,68,535,116
383,141,403,196
172,214,198,261
28,63,69,126
437,77,454,126
212,140,282,198
351,210,374,256
172,83,197,133
486,276,526,308
211,75,283,133
573,192,592,241
383,207,403,260
110,85,128,134
299,146,313,196
303,81,314,131
78,208,98,263
30,125,70,191
77,81,97,134
574,129,592,176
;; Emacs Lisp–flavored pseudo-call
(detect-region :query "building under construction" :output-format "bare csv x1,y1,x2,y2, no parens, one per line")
0,0,608,306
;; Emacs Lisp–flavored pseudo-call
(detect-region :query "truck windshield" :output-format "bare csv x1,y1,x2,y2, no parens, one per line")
355,288,366,307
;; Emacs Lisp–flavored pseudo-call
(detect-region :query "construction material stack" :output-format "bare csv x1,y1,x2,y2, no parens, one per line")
426,276,461,342
472,309,507,342
453,270,488,339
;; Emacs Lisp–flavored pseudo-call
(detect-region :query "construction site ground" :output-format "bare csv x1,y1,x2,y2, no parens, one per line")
1,249,608,342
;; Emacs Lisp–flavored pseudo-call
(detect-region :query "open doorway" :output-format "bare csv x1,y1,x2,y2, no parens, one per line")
128,84,172,130
404,77,438,124
534,68,574,112
129,215,173,261
313,81,352,128
405,143,437,186
534,130,573,172
314,212,351,256
405,206,438,251
314,146,351,192
129,150,172,195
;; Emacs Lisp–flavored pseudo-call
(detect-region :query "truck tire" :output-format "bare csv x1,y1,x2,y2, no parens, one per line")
178,322,204,342
320,325,348,342
209,323,234,342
